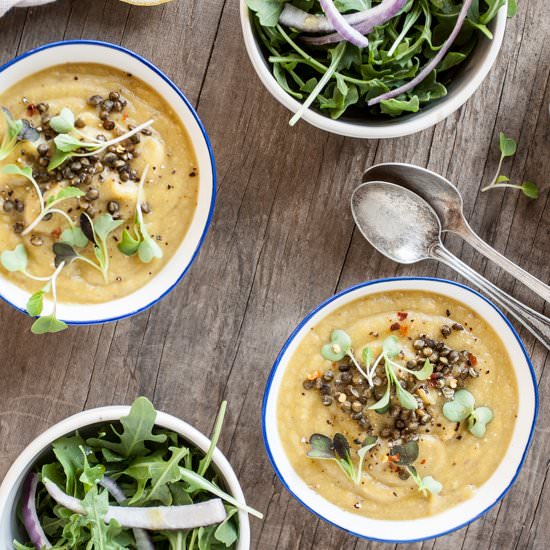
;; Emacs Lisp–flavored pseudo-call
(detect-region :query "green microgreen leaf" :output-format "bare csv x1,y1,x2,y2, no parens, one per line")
137,234,163,263
47,148,73,171
46,186,85,206
368,375,391,411
333,433,351,462
2,163,33,180
53,242,78,268
307,434,335,459
1,243,28,272
521,181,539,199
93,214,123,243
499,132,517,158
49,107,75,134
31,315,68,334
54,133,96,153
382,335,400,358
407,465,442,496
27,290,45,317
442,389,475,422
468,406,494,438
61,226,89,248
321,329,352,361
496,174,509,183
118,228,141,256
507,0,517,18
390,441,419,466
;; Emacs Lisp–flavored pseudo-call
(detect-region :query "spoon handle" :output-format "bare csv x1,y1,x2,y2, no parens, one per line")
432,243,550,351
455,222,550,303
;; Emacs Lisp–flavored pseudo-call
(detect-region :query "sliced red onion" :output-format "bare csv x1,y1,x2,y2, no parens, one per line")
100,477,154,550
43,478,227,530
368,0,473,106
319,0,369,48
301,0,407,46
21,473,51,549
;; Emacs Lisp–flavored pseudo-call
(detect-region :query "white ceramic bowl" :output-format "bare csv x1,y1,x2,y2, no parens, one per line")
0,405,250,549
263,277,537,542
240,2,507,139
0,40,216,325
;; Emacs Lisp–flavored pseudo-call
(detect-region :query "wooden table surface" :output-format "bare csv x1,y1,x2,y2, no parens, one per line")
0,1,548,548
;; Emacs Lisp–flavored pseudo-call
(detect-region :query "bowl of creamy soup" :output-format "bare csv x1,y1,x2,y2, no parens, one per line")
263,277,537,542
0,40,215,333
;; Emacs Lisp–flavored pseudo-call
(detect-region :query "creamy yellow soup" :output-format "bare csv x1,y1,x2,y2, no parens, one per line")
278,290,518,520
0,64,198,303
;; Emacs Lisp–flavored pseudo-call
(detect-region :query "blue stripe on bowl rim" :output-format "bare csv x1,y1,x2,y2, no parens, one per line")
0,39,216,326
262,276,539,544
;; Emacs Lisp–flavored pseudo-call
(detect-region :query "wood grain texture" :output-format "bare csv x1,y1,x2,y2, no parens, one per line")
0,1,548,548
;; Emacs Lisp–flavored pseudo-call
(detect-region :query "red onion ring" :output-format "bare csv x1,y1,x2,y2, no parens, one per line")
21,473,51,549
368,0,473,105
319,0,369,48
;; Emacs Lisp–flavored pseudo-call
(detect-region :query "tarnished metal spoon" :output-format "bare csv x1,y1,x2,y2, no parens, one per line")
351,181,550,350
362,163,550,303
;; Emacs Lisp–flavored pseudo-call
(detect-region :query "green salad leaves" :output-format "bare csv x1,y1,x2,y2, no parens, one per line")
248,0,507,120
15,397,262,549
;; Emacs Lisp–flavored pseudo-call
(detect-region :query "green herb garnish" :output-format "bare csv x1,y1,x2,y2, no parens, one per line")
390,441,442,496
368,336,432,412
1,244,67,334
117,165,163,263
47,109,153,170
0,108,39,160
442,389,494,437
307,433,378,485
481,132,540,198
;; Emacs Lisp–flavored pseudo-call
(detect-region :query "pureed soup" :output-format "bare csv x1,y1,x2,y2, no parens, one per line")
0,64,198,331
278,290,518,520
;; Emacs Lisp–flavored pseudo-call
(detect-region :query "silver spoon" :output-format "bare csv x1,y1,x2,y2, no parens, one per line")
351,181,550,350
362,163,550,303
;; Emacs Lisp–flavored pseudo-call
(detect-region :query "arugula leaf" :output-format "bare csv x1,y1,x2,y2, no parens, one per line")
246,0,283,26
52,435,87,495
87,396,167,458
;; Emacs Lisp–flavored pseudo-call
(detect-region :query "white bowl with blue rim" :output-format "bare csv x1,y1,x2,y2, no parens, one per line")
0,405,250,549
240,0,507,139
263,277,537,542
0,40,216,326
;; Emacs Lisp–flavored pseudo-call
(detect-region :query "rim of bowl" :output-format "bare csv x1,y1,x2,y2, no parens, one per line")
0,39,216,325
0,405,250,550
239,2,507,139
262,276,538,543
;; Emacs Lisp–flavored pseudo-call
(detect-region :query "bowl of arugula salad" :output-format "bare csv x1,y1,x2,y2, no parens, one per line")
0,397,262,549
242,0,509,138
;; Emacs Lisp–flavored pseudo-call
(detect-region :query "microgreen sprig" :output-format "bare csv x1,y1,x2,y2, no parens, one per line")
48,115,153,171
389,441,442,497
117,165,163,263
56,212,123,282
481,132,540,198
307,433,378,486
368,336,432,412
2,163,85,235
0,244,67,334
442,389,494,438
0,108,39,160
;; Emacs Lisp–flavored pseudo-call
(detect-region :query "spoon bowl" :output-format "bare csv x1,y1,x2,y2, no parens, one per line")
351,181,441,264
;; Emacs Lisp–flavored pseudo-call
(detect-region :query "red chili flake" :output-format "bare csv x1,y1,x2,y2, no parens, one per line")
390,322,400,331
26,103,37,116
51,227,61,239
468,353,478,366
399,324,409,337
307,370,321,381
420,459,426,465
397,311,408,321
388,453,400,463
121,112,128,122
